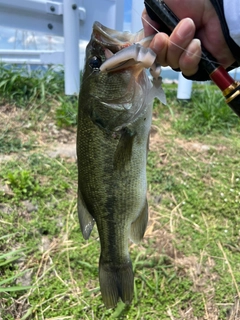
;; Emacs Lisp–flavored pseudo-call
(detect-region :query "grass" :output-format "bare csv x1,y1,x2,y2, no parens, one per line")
0,64,65,106
0,66,240,319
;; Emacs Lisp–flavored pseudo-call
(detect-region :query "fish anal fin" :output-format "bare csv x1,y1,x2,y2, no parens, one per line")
77,189,95,240
130,199,148,244
99,257,134,308
113,128,135,170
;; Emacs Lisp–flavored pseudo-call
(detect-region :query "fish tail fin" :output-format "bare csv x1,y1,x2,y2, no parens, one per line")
99,257,134,308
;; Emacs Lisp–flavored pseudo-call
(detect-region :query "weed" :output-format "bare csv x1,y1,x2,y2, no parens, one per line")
0,64,64,107
0,246,32,293
170,84,240,135
0,134,33,154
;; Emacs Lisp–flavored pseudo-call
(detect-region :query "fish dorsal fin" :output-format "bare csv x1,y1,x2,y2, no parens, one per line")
113,128,135,170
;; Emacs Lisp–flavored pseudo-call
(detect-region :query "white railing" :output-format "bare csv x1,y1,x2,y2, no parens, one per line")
0,0,124,95
0,50,64,65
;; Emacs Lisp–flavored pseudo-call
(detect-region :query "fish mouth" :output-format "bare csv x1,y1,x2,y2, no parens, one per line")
92,21,142,52
92,21,157,74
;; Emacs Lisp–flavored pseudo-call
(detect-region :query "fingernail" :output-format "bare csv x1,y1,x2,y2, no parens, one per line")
176,18,195,40
186,39,201,57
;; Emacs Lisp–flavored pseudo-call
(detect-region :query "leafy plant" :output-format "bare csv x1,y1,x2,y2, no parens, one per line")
5,169,42,200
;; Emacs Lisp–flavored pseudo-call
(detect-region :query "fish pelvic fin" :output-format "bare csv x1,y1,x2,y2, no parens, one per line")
77,189,95,240
99,257,134,309
130,199,148,244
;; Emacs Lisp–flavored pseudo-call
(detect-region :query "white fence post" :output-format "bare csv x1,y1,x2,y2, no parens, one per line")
177,73,193,100
63,0,80,95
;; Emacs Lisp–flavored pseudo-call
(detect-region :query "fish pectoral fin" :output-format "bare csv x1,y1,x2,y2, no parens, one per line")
99,257,134,308
113,128,135,170
130,199,148,244
77,189,95,240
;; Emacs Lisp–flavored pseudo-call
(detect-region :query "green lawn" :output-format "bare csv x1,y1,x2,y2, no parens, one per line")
0,67,239,319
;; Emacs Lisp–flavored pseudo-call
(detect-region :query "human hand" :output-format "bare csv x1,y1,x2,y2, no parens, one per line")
142,0,235,77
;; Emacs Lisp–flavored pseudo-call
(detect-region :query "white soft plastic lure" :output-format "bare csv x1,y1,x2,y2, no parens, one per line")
100,36,163,84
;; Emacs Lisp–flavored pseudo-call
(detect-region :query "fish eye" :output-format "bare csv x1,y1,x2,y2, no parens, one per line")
89,56,102,70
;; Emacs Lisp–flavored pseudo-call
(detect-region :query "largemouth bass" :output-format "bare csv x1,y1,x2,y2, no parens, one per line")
77,21,165,308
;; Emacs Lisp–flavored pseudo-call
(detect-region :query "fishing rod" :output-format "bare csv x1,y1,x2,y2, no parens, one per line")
144,0,240,117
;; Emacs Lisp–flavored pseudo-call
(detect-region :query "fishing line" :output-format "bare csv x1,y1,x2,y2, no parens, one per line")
138,8,224,67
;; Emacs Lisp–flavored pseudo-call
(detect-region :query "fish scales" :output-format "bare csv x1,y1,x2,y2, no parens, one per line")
77,21,165,308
